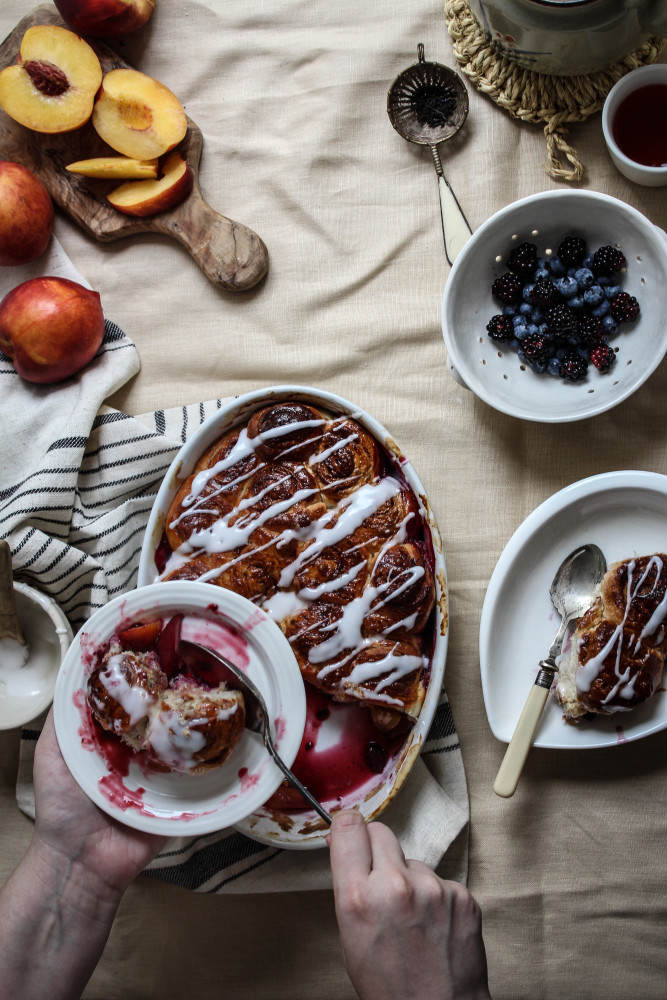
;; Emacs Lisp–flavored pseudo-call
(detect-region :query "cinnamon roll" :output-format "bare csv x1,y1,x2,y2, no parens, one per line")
87,643,168,748
363,541,435,636
310,418,382,502
144,678,245,773
247,401,327,462
556,553,667,721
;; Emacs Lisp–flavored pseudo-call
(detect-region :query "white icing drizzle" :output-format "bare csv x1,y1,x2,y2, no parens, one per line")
145,708,208,771
98,653,157,728
577,556,666,706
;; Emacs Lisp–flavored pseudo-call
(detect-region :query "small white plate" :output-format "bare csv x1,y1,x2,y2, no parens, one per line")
53,581,306,836
480,470,667,749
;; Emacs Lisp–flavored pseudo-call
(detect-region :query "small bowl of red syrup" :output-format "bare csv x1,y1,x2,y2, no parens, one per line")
602,64,667,187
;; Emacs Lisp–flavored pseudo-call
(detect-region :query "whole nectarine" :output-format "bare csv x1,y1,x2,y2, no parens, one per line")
53,0,156,39
0,161,54,266
0,276,105,384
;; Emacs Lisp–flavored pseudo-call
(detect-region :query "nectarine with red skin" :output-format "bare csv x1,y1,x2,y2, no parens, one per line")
53,0,155,39
0,276,105,384
0,161,54,266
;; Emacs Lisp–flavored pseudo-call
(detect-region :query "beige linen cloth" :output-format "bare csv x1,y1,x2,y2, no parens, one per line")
0,1,666,998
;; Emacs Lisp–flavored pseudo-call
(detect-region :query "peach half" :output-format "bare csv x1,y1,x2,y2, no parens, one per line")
92,68,187,160
0,26,102,134
106,151,193,216
66,156,158,179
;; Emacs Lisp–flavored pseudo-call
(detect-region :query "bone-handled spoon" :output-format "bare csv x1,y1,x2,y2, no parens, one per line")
493,543,606,798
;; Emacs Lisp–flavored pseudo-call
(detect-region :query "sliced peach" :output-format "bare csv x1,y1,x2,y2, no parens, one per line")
92,68,187,160
106,151,193,216
66,156,159,179
0,26,102,134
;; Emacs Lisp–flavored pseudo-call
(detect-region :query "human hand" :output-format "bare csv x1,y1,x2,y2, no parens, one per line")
31,709,166,902
328,811,491,1000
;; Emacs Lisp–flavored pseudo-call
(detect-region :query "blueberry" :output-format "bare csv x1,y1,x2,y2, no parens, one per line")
574,267,595,290
529,360,546,374
547,357,562,376
591,299,611,318
597,275,613,287
534,268,550,281
519,302,533,315
556,276,578,299
602,315,618,335
526,323,539,336
555,348,566,360
583,284,604,305
548,257,567,276
503,304,517,316
522,283,535,303
508,337,520,350
515,326,528,340
530,307,544,324
604,284,623,300
517,348,527,363
513,314,527,328
569,295,585,310
582,253,595,268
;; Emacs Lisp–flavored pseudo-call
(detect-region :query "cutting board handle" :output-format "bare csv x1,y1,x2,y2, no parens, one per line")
152,184,269,291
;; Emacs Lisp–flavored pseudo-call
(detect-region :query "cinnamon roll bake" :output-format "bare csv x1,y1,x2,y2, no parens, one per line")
158,401,436,733
87,615,246,773
556,553,667,721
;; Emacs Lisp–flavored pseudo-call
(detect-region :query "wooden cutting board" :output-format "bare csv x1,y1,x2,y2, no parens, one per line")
0,6,268,291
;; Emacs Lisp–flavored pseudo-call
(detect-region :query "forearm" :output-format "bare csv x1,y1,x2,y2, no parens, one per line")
0,835,123,1000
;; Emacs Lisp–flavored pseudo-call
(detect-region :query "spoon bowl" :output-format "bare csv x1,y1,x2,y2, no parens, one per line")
493,543,606,797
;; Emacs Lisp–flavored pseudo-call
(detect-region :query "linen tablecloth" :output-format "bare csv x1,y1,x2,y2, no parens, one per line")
0,1,666,998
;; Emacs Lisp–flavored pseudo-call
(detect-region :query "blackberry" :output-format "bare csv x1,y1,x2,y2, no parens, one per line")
610,291,640,323
592,245,626,276
577,315,604,348
590,343,617,372
505,242,538,279
492,272,523,304
545,303,578,338
521,332,550,365
486,314,512,342
559,352,589,382
530,277,559,309
557,236,587,267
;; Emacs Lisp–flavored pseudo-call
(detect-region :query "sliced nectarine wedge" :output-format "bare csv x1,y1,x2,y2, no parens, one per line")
106,151,193,216
66,156,159,179
0,26,102,134
92,68,188,160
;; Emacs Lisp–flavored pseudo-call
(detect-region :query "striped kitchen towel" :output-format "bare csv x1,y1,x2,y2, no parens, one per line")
2,242,469,893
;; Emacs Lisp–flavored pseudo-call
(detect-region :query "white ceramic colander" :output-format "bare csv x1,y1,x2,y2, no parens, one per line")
441,190,667,423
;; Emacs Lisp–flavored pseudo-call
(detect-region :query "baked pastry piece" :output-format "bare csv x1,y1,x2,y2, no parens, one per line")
144,678,245,773
87,643,168,749
160,401,437,732
87,629,246,772
556,553,667,721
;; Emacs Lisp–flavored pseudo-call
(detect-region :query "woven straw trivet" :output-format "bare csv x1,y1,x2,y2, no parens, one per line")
443,0,666,181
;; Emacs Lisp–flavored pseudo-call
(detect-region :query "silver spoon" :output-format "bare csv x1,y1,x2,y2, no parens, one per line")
493,543,606,798
179,639,331,824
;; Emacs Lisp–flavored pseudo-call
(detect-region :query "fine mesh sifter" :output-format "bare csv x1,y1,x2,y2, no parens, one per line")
387,43,471,265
